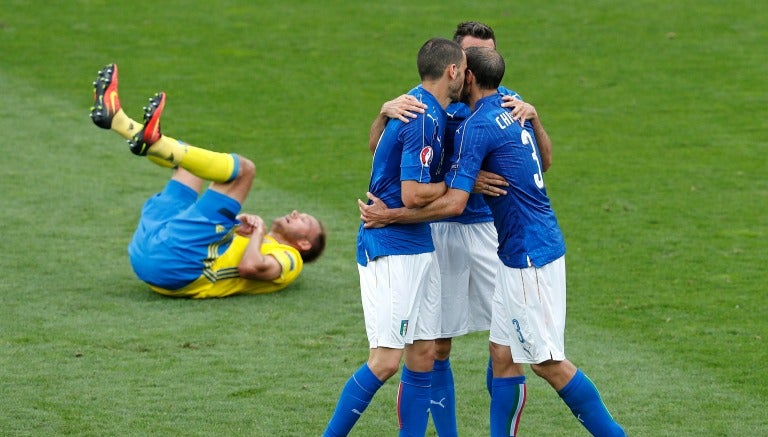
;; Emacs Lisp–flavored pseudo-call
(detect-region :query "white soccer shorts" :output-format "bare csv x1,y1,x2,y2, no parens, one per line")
489,256,567,364
358,252,441,349
430,221,497,337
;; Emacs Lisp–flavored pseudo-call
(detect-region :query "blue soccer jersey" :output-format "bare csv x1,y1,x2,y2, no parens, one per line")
357,85,447,266
445,93,565,268
440,86,530,225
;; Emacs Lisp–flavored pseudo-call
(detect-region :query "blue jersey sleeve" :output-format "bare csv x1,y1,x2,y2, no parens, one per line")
400,110,439,183
445,113,490,193
498,85,520,100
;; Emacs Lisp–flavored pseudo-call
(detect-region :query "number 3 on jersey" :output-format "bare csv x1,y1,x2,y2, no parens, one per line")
521,129,544,189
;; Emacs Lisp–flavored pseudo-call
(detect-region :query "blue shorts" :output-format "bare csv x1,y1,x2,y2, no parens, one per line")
128,180,242,289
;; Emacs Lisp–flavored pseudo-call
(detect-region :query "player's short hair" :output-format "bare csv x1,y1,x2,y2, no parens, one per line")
453,21,496,47
417,37,464,81
465,47,505,90
300,219,326,263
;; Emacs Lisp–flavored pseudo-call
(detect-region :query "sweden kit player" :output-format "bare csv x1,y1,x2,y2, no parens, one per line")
90,64,325,299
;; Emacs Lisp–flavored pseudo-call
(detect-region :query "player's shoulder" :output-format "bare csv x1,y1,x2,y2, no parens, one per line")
263,235,298,254
263,237,304,275
409,84,443,109
498,85,522,100
407,84,427,101
447,102,471,120
472,95,506,119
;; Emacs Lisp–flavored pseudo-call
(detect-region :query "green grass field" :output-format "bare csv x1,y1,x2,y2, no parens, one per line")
1,1,766,435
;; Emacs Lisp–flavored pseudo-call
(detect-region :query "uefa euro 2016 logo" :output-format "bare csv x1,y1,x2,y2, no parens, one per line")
419,146,433,167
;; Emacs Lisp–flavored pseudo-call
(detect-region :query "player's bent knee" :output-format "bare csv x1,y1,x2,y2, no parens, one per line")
434,339,452,360
529,362,549,378
368,348,404,381
236,155,256,180
369,360,400,382
530,360,571,380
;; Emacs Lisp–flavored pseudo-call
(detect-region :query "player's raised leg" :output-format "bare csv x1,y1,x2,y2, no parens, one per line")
90,63,143,140
129,92,239,184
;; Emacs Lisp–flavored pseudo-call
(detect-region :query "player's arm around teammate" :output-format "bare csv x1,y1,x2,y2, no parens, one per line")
371,93,551,170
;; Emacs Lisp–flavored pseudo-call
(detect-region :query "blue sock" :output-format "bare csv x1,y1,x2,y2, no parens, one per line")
429,358,457,437
397,365,431,436
486,357,493,396
557,369,626,437
323,364,383,437
490,375,526,437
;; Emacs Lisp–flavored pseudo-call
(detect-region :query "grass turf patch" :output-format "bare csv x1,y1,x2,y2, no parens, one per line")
1,1,765,435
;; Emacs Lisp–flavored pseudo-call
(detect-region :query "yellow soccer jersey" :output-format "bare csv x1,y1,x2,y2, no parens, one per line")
150,235,304,299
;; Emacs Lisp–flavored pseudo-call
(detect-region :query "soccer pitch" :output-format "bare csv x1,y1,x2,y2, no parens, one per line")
1,1,765,435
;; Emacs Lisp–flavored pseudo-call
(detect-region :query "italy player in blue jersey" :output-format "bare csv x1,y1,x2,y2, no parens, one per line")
360,47,625,436
367,22,553,436
90,64,325,299
323,38,466,437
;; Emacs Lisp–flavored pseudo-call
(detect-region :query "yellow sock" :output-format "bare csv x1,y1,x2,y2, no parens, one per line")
147,136,237,183
108,111,174,168
110,109,142,140
147,155,175,169
109,110,234,179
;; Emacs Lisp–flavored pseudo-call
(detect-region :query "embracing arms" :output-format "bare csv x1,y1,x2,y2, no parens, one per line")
359,188,470,228
368,95,427,153
368,94,552,171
